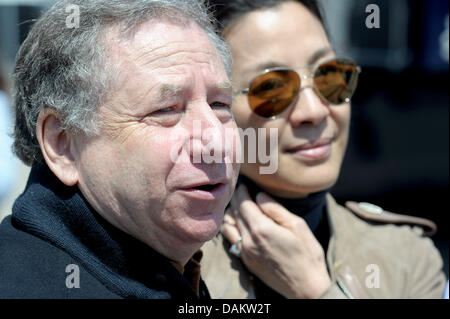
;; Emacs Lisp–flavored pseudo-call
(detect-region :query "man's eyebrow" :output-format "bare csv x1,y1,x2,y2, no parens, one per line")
158,84,183,100
155,83,231,102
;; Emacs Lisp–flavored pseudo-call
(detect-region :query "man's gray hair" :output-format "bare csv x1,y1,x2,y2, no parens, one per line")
13,0,231,166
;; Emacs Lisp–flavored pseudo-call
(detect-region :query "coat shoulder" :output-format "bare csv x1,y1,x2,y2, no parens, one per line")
327,196,446,298
328,196,439,255
344,200,437,237
0,216,120,299
327,195,437,239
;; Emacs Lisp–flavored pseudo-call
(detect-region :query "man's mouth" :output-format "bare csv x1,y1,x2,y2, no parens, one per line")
178,181,228,201
191,183,223,192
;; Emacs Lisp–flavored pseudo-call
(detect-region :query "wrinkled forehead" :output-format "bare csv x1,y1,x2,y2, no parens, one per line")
105,19,224,73
98,19,230,111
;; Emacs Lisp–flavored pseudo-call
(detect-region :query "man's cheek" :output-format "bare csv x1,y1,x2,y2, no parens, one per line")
132,144,175,197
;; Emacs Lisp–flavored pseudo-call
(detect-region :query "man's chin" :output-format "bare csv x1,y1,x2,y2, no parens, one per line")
182,216,222,243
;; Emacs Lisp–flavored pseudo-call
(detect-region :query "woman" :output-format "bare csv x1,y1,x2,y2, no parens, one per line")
201,0,446,299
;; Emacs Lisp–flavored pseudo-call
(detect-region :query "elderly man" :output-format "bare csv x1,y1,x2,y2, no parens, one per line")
0,0,240,299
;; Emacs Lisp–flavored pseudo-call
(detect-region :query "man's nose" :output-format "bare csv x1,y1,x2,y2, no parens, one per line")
189,103,227,161
288,85,330,127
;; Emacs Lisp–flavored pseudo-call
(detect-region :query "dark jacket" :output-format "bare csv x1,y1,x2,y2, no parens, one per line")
0,164,210,299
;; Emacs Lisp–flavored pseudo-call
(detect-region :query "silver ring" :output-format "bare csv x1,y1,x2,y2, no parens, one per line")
229,237,242,257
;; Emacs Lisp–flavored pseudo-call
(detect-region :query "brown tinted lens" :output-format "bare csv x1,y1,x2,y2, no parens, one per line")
314,58,359,104
248,70,300,117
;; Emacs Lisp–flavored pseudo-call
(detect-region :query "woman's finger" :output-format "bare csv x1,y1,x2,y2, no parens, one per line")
234,184,274,232
223,207,243,246
221,222,241,245
229,185,255,242
223,207,237,226
255,192,298,228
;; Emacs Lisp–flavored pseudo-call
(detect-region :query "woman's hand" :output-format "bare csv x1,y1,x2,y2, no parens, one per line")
222,185,331,299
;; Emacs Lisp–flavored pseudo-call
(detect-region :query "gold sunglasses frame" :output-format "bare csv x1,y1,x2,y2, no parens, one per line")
234,56,362,119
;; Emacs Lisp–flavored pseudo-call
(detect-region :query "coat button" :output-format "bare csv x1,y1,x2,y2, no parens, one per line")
358,202,383,215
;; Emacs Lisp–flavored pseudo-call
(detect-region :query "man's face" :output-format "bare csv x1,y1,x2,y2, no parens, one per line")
73,20,240,260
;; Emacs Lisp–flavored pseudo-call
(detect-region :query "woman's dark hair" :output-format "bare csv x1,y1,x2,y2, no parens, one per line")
208,0,326,34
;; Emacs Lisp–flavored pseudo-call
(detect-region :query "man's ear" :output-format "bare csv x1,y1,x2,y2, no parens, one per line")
36,109,79,186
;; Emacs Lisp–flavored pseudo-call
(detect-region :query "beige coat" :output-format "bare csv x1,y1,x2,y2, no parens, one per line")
201,194,446,299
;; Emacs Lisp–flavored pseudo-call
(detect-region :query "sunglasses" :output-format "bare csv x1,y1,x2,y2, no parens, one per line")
234,57,361,118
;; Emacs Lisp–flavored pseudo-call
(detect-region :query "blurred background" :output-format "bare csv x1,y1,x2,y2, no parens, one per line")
322,0,449,279
0,0,448,278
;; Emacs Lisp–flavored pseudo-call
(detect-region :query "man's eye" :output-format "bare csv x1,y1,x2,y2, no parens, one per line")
154,106,176,114
210,101,230,109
